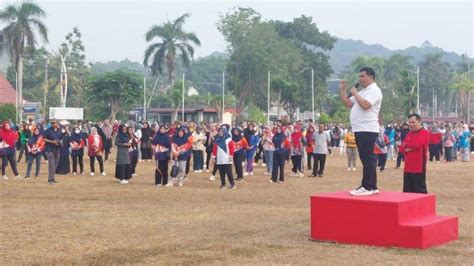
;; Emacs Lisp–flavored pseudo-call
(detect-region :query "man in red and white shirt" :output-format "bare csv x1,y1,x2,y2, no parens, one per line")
401,113,430,194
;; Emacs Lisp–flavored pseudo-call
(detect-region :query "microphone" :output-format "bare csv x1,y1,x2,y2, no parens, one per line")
348,83,360,97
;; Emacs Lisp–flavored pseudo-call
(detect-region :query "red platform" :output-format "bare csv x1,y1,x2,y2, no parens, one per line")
310,191,458,249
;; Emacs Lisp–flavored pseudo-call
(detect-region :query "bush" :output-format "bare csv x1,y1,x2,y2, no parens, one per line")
0,104,16,122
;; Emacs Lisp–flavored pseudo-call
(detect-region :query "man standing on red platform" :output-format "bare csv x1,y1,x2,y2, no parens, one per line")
339,67,383,196
401,113,430,194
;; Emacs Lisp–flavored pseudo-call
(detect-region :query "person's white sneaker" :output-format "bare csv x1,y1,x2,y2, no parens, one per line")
352,167,357,171
243,172,249,176
262,163,266,167
101,172,106,176
372,189,380,194
90,172,95,176
132,173,137,177
350,186,374,196
156,184,162,187
298,172,304,177
250,172,254,176
209,175,215,181
268,180,275,183
290,172,297,177
264,172,269,175
347,167,352,171
206,169,210,172
73,172,77,175
178,181,183,187
15,175,22,180
2,175,9,180
120,180,127,184
165,182,173,187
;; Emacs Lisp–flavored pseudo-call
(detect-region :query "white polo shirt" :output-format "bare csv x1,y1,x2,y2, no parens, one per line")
349,82,383,133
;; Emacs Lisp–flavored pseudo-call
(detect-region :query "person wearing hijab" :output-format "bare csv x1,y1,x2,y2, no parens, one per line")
290,126,305,177
231,127,249,181
171,127,192,187
305,125,315,171
152,125,171,186
261,126,274,175
128,127,140,177
17,123,31,163
0,121,21,180
183,126,193,178
205,125,217,173
212,127,236,189
270,125,290,183
244,123,259,176
428,122,442,162
192,126,206,173
70,126,85,175
101,119,114,162
140,121,154,161
343,127,358,171
115,124,132,184
55,126,71,175
25,127,45,179
88,127,106,176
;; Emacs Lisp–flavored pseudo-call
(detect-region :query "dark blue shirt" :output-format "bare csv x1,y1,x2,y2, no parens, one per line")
44,127,61,152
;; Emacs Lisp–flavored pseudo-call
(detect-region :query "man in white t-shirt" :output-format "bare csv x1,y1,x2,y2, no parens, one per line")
339,67,383,196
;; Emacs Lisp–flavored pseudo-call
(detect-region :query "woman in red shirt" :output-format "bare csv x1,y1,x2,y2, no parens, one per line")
88,127,105,176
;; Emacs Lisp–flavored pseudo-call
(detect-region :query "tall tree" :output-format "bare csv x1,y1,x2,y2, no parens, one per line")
143,13,201,83
218,8,304,118
419,53,452,116
0,2,48,122
85,69,142,121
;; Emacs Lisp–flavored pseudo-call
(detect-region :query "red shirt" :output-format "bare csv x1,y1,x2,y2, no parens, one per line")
401,128,429,174
429,131,442,144
87,135,103,156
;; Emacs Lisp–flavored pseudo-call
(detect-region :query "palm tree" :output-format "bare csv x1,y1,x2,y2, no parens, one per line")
143,13,201,83
0,2,48,122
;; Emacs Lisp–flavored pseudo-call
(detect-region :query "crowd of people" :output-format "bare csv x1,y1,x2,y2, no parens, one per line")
0,117,472,190
0,67,472,195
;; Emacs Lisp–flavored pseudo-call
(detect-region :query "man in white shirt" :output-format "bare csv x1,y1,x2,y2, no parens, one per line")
339,67,383,196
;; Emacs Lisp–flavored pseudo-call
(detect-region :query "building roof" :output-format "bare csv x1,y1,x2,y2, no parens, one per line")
0,73,17,105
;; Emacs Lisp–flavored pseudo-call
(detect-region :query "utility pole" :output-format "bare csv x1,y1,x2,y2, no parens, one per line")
182,73,185,122
43,57,49,119
143,76,146,121
416,65,420,114
267,71,270,123
222,72,225,124
311,69,315,122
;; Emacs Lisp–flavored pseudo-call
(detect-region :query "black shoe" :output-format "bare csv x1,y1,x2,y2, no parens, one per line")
318,174,323,177
24,176,31,179
308,174,317,177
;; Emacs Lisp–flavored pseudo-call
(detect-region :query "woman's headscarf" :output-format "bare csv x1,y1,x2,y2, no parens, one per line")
28,128,41,146
232,127,243,142
291,126,303,148
272,126,286,148
173,127,188,146
152,125,171,148
214,127,230,152
116,124,129,143
306,126,315,143
0,122,17,147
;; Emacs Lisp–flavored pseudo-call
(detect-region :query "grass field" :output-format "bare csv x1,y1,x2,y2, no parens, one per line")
1,151,473,264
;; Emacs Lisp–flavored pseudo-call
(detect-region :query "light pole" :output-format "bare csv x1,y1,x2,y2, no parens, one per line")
299,67,314,121
143,76,146,121
182,73,185,122
267,71,270,123
416,65,420,114
222,72,225,124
